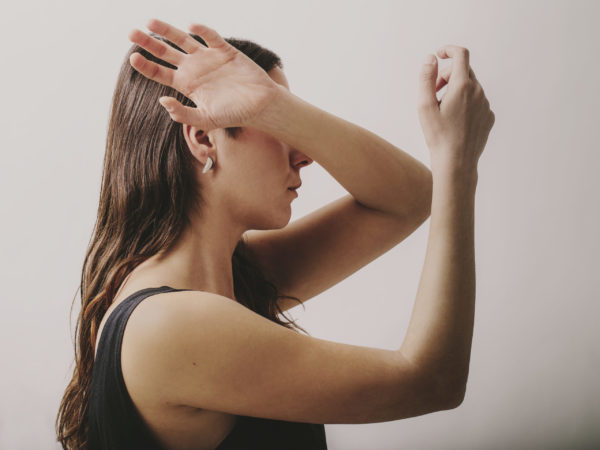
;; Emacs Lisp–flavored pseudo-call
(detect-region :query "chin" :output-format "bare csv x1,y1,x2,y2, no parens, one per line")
248,206,291,231
272,205,294,229
270,212,292,230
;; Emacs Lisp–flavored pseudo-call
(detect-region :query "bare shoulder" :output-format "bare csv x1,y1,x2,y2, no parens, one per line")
124,289,459,424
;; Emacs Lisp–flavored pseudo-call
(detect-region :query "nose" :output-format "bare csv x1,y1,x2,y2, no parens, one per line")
291,150,313,169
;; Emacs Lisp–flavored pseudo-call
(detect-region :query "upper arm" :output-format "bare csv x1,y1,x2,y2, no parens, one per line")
128,291,457,425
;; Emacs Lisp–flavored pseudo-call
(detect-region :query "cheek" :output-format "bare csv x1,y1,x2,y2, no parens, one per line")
246,154,287,191
222,136,288,200
225,162,278,207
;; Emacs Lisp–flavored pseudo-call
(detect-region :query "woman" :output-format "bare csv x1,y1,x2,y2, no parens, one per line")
56,18,494,450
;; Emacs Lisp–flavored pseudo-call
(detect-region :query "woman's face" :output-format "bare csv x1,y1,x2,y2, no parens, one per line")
200,67,313,231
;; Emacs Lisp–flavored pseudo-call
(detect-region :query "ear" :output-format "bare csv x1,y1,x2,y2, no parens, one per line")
182,124,215,166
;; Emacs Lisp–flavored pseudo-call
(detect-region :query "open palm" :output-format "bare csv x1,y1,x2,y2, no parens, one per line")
128,19,281,130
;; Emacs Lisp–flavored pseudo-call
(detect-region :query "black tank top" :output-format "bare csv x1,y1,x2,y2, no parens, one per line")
87,285,328,449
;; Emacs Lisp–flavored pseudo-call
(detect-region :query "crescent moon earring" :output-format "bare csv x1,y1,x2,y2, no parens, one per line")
202,156,214,174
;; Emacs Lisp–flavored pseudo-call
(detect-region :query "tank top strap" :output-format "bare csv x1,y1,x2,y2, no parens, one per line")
95,285,191,359
88,285,191,450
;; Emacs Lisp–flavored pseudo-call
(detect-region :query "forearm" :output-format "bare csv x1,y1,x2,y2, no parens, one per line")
400,171,477,399
249,85,432,219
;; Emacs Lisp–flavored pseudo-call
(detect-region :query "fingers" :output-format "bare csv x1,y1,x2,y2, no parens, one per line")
434,59,479,92
187,23,229,49
435,65,452,92
418,54,440,111
128,29,184,66
146,18,200,54
469,66,478,83
129,52,175,87
159,96,209,128
437,45,470,83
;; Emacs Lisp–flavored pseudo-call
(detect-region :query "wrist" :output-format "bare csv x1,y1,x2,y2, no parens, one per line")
431,156,478,186
433,167,478,193
246,83,294,132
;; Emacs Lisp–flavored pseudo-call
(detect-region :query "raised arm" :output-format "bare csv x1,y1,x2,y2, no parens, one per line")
126,21,494,422
246,83,432,219
401,46,495,399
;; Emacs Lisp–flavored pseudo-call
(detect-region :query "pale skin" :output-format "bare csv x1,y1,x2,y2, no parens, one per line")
95,18,494,449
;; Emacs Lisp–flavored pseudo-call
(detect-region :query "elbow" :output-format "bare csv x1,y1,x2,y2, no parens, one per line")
431,373,468,411
420,172,433,218
407,195,431,226
417,202,432,223
439,382,466,410
440,380,467,411
413,174,432,221
403,166,432,221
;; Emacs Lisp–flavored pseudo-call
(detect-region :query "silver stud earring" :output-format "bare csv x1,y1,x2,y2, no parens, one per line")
202,156,214,174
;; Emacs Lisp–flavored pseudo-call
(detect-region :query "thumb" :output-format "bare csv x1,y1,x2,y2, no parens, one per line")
418,54,439,111
159,96,207,128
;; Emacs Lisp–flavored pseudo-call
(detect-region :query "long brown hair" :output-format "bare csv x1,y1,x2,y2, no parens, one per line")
56,31,307,450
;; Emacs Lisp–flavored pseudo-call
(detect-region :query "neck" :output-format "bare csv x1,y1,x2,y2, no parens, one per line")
147,208,245,301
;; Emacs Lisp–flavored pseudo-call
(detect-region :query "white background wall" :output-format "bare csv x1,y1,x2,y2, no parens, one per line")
0,0,598,448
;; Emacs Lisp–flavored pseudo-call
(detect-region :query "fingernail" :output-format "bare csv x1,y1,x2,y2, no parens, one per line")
423,54,436,65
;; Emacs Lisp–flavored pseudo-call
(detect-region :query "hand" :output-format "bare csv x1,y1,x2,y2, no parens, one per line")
417,45,495,177
128,18,282,130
